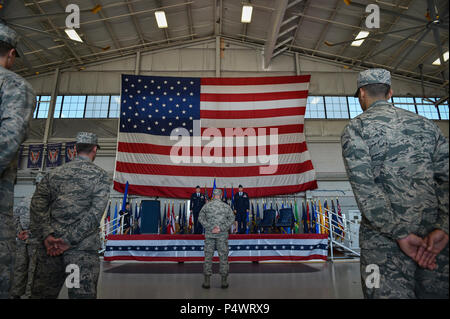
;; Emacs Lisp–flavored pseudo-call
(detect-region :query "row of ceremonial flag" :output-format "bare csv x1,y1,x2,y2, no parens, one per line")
18,142,77,169
101,197,346,239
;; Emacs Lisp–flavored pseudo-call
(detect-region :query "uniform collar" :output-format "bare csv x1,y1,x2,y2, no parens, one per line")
368,99,391,109
75,155,92,162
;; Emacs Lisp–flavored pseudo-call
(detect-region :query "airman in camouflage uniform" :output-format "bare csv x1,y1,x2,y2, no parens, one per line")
9,174,44,298
0,23,36,299
198,188,235,288
341,68,449,299
29,132,111,299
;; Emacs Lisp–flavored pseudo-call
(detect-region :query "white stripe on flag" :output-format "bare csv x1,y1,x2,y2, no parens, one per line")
113,170,317,188
200,83,309,94
200,98,307,111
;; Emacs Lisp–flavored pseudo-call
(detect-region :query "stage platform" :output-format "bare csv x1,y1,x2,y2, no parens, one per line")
104,234,328,262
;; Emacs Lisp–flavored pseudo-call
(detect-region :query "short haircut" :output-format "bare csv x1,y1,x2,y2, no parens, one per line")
0,40,14,57
361,83,391,98
75,143,96,154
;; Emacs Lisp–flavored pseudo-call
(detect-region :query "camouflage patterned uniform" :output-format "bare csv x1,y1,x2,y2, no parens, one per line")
342,69,449,299
198,190,235,277
10,195,37,298
0,24,36,299
29,132,110,299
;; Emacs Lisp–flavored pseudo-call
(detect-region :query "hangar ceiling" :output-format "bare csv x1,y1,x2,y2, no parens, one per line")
1,0,448,89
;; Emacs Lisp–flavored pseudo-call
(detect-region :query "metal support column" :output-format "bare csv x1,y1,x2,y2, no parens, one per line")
40,67,60,171
135,51,141,75
216,36,221,77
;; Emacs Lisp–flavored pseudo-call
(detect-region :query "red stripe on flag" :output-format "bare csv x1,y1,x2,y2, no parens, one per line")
200,90,308,102
200,106,305,119
118,141,308,156
113,180,318,198
200,75,311,86
115,161,315,177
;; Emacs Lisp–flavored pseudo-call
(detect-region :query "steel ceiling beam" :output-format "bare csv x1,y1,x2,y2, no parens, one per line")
427,0,447,82
17,34,211,76
312,0,340,56
28,0,83,64
125,0,146,45
354,0,414,67
290,10,439,48
15,26,59,62
264,0,289,68
393,28,431,71
221,34,446,85
346,0,447,30
186,0,195,40
90,0,123,54
288,0,310,51
56,0,98,59
407,34,448,71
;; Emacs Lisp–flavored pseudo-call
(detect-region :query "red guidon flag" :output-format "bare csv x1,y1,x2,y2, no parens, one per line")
114,75,317,198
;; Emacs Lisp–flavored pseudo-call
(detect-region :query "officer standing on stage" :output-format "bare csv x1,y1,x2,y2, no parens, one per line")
29,132,111,299
190,186,206,234
342,68,448,298
233,185,250,234
199,188,235,289
0,23,36,299
119,202,131,234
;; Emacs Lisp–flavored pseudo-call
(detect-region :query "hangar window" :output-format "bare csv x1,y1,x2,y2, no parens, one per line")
33,95,51,119
109,95,121,118
415,98,440,120
85,95,110,118
347,97,363,118
305,96,326,118
392,97,416,113
438,102,449,120
60,95,86,118
325,96,349,119
53,96,64,118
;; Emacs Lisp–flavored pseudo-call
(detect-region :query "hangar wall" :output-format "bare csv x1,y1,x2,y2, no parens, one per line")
15,39,450,219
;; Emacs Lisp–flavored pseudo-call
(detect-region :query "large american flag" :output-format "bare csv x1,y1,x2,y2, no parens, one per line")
113,74,317,198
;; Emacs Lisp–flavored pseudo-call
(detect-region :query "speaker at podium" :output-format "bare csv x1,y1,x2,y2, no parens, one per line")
140,200,161,234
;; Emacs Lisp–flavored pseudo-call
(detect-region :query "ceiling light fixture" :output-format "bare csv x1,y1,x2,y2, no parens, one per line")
351,30,369,47
64,28,83,42
155,11,168,28
241,5,253,23
432,51,449,65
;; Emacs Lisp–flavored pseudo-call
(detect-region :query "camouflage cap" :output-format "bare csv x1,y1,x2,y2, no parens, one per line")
0,23,20,57
355,68,391,97
76,132,100,149
213,188,222,196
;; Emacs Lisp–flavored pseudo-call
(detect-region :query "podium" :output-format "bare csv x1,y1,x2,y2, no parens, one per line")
140,200,161,234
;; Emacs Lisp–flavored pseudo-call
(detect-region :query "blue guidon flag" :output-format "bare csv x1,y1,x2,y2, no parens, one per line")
46,143,62,168
27,144,44,169
114,74,318,198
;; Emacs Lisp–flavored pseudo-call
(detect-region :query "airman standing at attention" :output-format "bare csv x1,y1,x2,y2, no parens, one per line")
0,23,36,299
199,188,235,289
29,132,111,299
341,68,448,299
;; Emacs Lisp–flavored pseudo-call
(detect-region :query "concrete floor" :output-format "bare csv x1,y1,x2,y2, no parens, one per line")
59,258,363,299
